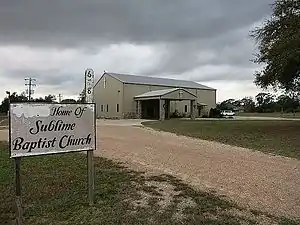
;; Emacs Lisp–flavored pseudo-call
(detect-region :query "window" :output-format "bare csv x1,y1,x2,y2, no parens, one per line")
103,77,107,88
185,105,188,113
101,105,103,112
116,104,119,112
107,104,109,112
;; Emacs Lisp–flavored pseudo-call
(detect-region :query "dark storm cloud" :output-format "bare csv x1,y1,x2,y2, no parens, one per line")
143,26,259,77
0,0,273,101
0,0,272,47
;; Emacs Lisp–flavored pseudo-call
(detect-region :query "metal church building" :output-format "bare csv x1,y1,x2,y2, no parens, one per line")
94,72,216,120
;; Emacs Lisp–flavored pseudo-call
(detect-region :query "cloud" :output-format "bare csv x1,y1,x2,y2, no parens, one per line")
0,0,272,46
0,43,165,99
202,80,265,102
0,0,274,102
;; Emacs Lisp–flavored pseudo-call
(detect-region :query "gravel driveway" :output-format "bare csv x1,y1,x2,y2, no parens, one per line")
1,120,299,218
97,119,300,219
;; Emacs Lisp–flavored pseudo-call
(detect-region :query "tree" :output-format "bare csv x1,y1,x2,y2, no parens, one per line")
61,99,76,103
251,0,300,92
34,94,56,103
255,92,275,112
277,94,300,112
77,88,86,103
44,95,56,102
217,99,236,110
240,97,256,112
0,92,28,113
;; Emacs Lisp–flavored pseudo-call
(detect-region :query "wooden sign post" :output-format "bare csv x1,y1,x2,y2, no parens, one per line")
15,157,22,225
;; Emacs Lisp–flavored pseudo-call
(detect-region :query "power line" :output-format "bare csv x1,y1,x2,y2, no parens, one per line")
25,78,36,101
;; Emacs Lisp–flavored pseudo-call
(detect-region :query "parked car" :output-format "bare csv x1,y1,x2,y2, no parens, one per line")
220,110,235,118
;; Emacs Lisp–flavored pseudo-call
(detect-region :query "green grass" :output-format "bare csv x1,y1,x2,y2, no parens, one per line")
142,120,300,160
238,112,300,119
0,142,298,225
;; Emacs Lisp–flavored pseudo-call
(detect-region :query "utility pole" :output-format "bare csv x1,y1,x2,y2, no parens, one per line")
25,78,36,101
58,94,62,103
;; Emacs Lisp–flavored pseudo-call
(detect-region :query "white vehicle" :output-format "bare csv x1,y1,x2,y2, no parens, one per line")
221,110,235,118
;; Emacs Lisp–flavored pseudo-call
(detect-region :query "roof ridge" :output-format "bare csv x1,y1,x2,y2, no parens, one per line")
109,72,197,83
105,72,215,90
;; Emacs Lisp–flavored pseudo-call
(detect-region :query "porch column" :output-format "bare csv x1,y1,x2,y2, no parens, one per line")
159,99,165,121
136,100,142,119
190,100,196,120
165,99,170,119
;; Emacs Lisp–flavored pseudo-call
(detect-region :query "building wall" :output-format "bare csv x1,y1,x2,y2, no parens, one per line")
123,83,216,118
93,74,124,118
186,88,217,115
122,84,163,118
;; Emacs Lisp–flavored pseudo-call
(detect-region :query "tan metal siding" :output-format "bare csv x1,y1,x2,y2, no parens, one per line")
93,74,124,118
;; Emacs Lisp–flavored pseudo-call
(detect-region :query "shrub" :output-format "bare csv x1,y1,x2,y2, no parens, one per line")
209,108,222,118
170,110,184,118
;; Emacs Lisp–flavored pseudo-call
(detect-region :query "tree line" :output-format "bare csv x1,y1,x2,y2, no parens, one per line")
0,92,78,114
217,92,300,113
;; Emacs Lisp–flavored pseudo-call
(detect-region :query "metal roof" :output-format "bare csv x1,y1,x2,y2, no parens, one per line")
134,88,197,99
107,72,215,90
134,88,179,98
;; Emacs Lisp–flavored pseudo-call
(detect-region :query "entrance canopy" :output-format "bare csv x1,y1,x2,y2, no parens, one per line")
134,88,197,101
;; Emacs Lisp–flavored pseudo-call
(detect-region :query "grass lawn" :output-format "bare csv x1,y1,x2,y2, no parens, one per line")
238,112,300,119
0,142,298,225
143,120,300,160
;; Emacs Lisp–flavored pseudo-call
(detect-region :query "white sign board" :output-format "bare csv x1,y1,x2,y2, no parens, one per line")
9,103,96,158
85,68,94,103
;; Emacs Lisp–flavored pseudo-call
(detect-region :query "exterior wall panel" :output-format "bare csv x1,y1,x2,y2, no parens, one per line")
93,74,124,118
94,73,216,119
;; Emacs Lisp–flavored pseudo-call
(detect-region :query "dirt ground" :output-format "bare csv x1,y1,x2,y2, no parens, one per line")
1,119,299,219
96,119,300,219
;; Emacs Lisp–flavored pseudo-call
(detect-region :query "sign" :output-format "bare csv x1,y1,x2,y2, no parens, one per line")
9,103,96,158
85,68,94,103
84,68,95,206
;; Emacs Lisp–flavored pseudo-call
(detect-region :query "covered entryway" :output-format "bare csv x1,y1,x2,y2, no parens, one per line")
141,99,159,119
134,88,197,121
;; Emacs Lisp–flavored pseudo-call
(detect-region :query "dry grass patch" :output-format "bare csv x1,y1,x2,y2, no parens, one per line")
0,142,298,225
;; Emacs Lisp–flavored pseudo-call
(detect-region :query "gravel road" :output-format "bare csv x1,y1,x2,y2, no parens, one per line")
97,120,300,219
1,120,299,218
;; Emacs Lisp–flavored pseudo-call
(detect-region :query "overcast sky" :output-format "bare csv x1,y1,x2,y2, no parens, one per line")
0,0,273,102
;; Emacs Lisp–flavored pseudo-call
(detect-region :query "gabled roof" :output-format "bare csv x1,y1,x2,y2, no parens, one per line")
105,72,215,90
135,88,178,98
134,88,197,100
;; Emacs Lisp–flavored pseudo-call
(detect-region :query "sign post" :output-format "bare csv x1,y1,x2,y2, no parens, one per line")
15,157,22,225
85,68,95,206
